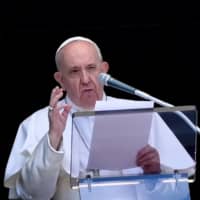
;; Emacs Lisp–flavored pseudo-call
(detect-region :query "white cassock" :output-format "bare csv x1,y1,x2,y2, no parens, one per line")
4,96,195,200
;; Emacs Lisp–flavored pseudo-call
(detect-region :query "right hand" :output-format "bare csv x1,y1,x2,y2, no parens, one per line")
136,145,161,174
48,86,71,150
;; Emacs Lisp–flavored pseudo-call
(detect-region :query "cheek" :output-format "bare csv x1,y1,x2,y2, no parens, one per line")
66,80,79,94
91,75,100,85
94,77,102,89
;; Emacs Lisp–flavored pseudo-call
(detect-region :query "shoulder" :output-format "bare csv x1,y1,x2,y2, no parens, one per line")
20,98,66,129
21,106,49,127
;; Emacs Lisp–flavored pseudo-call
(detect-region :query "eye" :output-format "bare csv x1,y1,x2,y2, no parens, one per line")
72,69,79,73
87,65,97,71
68,67,80,78
70,68,79,74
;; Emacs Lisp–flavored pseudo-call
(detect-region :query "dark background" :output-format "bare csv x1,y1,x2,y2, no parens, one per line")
1,1,200,199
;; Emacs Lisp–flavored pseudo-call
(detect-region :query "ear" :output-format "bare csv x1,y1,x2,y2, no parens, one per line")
54,72,64,88
101,61,109,73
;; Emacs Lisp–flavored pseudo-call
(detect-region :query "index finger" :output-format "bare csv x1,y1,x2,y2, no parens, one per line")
49,86,64,108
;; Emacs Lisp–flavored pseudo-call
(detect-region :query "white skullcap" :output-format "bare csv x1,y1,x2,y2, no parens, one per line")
56,36,101,55
55,36,103,69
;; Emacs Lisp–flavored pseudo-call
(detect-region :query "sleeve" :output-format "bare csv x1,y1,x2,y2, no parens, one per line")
8,134,64,199
3,108,66,199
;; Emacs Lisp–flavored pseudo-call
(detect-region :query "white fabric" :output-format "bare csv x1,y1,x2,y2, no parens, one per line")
4,96,194,199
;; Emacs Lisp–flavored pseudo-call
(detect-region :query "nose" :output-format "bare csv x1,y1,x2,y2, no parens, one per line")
80,70,90,84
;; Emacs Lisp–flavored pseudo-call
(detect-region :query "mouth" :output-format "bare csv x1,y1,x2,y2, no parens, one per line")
82,88,93,92
81,88,95,95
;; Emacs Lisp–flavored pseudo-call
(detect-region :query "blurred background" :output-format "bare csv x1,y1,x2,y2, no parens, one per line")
1,1,200,199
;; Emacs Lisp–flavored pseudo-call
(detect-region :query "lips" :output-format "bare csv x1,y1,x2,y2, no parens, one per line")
81,88,95,96
82,88,93,92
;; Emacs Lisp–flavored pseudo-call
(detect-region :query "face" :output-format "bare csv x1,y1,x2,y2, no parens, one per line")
54,41,109,109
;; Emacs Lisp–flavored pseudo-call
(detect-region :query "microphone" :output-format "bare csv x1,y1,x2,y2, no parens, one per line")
99,73,136,95
99,73,173,106
99,73,200,134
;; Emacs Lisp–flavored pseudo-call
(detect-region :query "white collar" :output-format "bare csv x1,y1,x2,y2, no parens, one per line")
65,93,107,112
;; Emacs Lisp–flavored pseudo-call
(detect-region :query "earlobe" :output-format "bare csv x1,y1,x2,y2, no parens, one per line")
54,72,61,82
54,72,63,87
102,62,109,73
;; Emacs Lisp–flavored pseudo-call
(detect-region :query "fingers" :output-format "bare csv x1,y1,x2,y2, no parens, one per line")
49,103,71,116
137,154,158,167
143,163,161,174
48,106,54,111
137,145,156,159
136,145,161,173
48,86,71,124
48,87,71,151
61,104,72,117
49,86,64,108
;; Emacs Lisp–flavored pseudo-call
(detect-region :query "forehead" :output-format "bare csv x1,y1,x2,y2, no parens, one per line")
59,41,99,66
62,41,96,55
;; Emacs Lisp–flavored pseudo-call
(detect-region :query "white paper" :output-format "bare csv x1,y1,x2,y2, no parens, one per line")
86,99,196,173
87,100,154,170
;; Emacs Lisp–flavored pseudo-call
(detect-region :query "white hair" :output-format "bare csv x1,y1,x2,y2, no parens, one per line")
55,36,103,69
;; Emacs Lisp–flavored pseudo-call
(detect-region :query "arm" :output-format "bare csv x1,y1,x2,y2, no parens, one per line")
13,86,71,199
16,134,64,199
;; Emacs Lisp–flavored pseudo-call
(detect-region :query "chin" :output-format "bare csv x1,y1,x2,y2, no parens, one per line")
81,97,97,109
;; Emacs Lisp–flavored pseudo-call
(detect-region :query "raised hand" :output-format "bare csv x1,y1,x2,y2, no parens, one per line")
48,86,71,150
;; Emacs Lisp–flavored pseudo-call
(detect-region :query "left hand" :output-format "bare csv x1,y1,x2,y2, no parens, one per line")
136,144,161,174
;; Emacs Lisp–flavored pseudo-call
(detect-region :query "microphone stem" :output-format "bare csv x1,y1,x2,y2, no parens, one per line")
135,89,200,134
